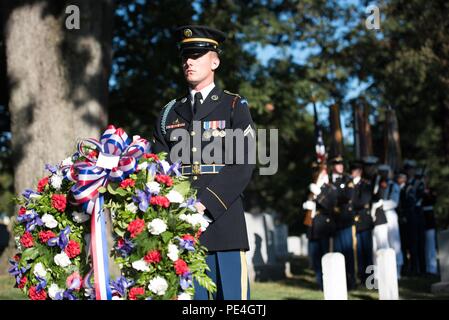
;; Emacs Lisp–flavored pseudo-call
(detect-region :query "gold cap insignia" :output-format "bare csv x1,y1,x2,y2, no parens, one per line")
184,28,193,37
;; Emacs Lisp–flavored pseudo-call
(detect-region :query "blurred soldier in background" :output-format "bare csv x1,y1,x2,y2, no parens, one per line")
350,160,374,284
378,164,403,278
404,160,426,275
396,172,410,275
303,163,337,290
329,155,356,289
422,175,438,275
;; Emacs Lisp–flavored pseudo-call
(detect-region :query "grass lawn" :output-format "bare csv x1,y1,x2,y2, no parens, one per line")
1,257,448,300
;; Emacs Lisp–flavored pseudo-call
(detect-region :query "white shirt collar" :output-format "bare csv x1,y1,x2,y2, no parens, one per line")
353,176,361,185
189,82,215,106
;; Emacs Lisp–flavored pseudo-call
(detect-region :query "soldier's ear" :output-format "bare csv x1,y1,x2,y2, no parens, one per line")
211,54,220,71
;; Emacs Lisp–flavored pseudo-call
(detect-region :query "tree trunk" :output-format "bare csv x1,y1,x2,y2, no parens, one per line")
1,0,113,274
329,103,344,159
384,108,402,172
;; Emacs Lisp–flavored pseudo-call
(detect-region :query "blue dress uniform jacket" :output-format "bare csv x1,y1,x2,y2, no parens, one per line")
330,174,354,230
152,86,255,252
307,184,337,241
349,179,374,233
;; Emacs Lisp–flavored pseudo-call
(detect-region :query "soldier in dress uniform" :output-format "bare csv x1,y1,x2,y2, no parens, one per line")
403,160,426,275
422,174,438,275
396,172,410,275
349,160,374,284
329,155,356,289
152,25,255,300
303,164,337,290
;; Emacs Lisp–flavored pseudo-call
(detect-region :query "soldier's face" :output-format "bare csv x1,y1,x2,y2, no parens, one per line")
333,164,344,174
182,51,220,86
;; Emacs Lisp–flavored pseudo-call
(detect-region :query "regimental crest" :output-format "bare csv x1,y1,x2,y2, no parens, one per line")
184,28,193,37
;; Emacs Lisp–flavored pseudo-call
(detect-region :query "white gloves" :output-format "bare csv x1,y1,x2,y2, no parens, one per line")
309,183,322,196
303,200,316,211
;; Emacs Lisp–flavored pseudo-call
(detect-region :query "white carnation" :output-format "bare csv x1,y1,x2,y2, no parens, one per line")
167,243,179,261
50,174,63,190
166,190,184,203
29,194,42,201
72,211,90,223
132,259,150,272
33,262,47,278
54,252,71,268
61,157,74,166
147,218,167,235
182,213,210,232
48,283,64,300
148,276,168,296
146,181,161,194
137,162,149,171
178,292,192,300
42,214,58,229
125,202,138,214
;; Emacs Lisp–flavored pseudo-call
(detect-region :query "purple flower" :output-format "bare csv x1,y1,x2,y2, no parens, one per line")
8,259,30,285
110,276,134,297
17,210,43,232
47,226,71,250
45,164,58,174
132,189,150,212
35,276,47,293
116,238,134,257
63,289,78,300
147,163,157,179
180,197,197,212
22,189,37,200
180,272,193,290
178,237,195,252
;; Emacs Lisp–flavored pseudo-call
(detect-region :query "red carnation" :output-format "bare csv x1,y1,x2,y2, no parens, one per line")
18,207,27,216
144,250,161,264
174,259,189,276
38,231,56,243
117,238,124,247
13,254,21,262
119,178,135,189
64,240,81,258
195,229,203,240
155,174,173,187
37,177,49,193
182,234,196,242
51,194,67,212
88,150,99,159
143,153,159,161
18,276,27,289
20,232,34,248
28,286,47,300
129,287,145,300
150,195,170,208
127,218,145,238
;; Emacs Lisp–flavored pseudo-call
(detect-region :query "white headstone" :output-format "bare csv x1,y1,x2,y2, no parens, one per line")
376,248,399,300
438,230,449,283
287,236,301,256
300,233,309,256
262,213,277,264
322,252,348,300
244,212,268,281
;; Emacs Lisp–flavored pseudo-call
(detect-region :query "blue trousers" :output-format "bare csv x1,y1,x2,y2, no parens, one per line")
193,250,250,300
334,227,356,288
308,238,330,289
356,230,373,283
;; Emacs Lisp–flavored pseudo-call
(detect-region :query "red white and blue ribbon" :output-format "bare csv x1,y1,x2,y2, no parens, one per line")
69,125,149,300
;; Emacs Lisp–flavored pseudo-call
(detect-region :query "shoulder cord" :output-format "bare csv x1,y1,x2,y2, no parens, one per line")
160,99,177,136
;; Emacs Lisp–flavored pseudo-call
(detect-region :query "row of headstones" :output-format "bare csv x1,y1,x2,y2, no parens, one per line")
323,249,399,300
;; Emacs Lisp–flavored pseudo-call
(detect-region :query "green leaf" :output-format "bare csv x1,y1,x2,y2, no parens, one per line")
21,247,39,261
107,184,117,195
98,187,107,193
172,181,191,198
161,231,173,244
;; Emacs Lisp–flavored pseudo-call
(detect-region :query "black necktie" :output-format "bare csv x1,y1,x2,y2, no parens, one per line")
193,92,203,115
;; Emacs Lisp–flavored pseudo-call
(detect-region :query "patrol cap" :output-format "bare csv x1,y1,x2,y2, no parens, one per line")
176,25,226,56
378,164,391,172
330,155,344,165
